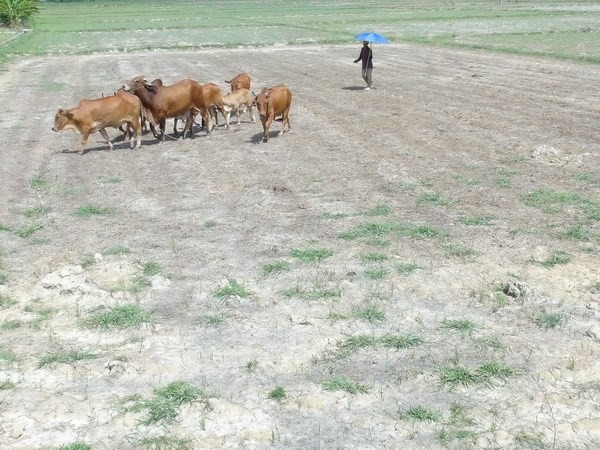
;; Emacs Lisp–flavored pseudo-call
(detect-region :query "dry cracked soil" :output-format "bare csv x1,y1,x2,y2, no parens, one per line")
0,44,599,449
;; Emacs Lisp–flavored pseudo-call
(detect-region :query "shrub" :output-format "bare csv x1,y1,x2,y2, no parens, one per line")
0,0,39,27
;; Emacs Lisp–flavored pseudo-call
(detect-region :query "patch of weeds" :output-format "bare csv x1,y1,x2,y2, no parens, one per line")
0,223,12,232
406,225,445,239
441,319,477,334
443,243,478,258
26,305,57,329
539,251,570,268
335,335,378,358
452,173,480,186
246,360,259,372
80,253,96,269
472,335,504,351
395,262,424,275
440,365,479,386
268,386,287,402
361,252,388,263
198,313,227,327
559,225,591,241
104,245,130,255
23,205,51,219
74,204,114,218
14,223,43,238
399,405,441,422
533,309,565,329
361,204,391,216
282,285,304,299
364,267,389,280
449,403,475,426
322,212,350,219
86,304,152,329
523,188,596,215
339,222,395,240
203,220,217,228
417,193,453,206
352,305,385,323
436,428,478,447
380,334,423,349
0,294,17,308
127,275,151,293
0,380,16,390
0,346,17,364
30,175,47,190
493,175,512,188
123,380,209,426
327,311,349,321
574,171,600,186
143,261,162,276
305,288,341,300
58,443,91,450
366,237,391,247
2,319,22,330
290,247,333,263
0,272,7,285
514,431,546,449
476,361,515,382
137,436,190,450
100,176,122,184
263,260,291,276
214,279,251,299
323,376,369,394
38,350,98,368
458,215,495,226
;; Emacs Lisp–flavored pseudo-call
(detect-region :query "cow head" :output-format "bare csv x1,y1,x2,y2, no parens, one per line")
122,76,156,93
52,108,77,132
254,88,271,119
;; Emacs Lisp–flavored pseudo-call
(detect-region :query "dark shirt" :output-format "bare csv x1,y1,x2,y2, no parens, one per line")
355,46,373,69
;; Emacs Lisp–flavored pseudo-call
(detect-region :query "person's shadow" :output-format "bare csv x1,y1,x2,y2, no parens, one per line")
341,86,366,91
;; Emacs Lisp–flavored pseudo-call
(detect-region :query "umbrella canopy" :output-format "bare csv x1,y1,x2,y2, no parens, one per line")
354,31,389,44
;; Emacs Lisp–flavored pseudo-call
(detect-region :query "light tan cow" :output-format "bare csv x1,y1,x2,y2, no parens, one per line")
52,91,142,155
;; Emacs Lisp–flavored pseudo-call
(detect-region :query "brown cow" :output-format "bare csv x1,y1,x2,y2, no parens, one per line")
52,92,142,155
254,85,292,143
121,76,210,141
225,72,251,92
222,88,255,126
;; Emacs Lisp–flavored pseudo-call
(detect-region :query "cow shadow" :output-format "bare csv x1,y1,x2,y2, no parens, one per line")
342,86,367,91
249,130,283,144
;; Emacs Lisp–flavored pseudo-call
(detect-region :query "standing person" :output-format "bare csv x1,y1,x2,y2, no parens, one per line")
354,41,373,90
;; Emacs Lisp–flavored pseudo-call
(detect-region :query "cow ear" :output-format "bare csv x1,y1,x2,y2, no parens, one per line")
265,91,271,99
65,110,75,119
145,84,158,92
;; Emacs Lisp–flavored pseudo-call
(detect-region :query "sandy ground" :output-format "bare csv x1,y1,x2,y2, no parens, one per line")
0,44,599,449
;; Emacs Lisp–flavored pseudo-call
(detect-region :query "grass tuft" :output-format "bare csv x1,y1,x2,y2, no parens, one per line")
539,251,570,268
74,204,114,218
323,376,369,394
440,365,479,386
38,350,98,369
361,252,388,263
533,309,565,329
15,223,43,238
364,267,389,280
214,278,251,299
263,260,291,276
399,405,441,422
0,294,17,308
290,247,333,263
58,443,92,450
143,261,162,276
441,319,477,333
86,304,152,329
268,386,287,401
352,305,385,323
380,334,423,349
395,262,424,275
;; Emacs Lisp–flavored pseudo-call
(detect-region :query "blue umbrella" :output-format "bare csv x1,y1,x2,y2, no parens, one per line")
354,31,389,44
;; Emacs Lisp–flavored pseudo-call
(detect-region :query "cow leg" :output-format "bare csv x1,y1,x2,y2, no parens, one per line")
249,105,256,123
217,105,229,130
98,128,113,150
173,118,179,138
263,115,274,143
183,113,194,139
159,118,166,142
234,109,241,126
78,129,92,155
129,120,142,149
280,110,291,136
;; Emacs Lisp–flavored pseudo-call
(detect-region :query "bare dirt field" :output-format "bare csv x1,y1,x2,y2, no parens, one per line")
1,44,599,449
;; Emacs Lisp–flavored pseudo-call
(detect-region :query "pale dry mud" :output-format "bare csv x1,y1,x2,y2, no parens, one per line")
0,44,599,449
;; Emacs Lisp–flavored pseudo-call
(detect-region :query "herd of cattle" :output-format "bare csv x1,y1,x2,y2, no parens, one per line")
51,73,293,155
